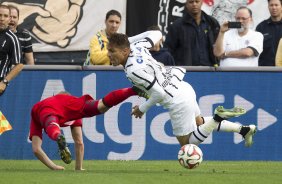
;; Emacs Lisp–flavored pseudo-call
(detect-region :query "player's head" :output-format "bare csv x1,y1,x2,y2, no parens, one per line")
8,5,19,33
0,5,10,31
105,9,121,37
107,33,130,66
57,91,71,95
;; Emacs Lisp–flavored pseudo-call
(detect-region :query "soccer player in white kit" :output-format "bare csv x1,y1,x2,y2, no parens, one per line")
107,30,256,147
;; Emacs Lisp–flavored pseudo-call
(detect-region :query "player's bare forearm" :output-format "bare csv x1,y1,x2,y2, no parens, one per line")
33,147,65,170
32,136,64,170
75,143,84,170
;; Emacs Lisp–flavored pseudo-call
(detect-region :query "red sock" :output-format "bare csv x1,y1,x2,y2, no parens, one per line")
83,100,102,117
42,115,61,141
45,124,61,141
102,87,136,107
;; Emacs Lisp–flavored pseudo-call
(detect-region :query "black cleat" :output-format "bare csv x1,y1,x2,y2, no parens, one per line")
57,134,72,164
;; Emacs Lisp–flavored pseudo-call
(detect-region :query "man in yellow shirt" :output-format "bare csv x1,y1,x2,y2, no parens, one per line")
85,10,121,65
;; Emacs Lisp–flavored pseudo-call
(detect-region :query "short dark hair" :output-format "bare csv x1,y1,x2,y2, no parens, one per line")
106,9,121,20
108,33,130,49
268,0,282,5
8,5,19,17
147,25,161,31
237,6,252,18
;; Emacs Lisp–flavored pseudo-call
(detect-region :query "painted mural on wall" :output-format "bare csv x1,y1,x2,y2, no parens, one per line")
3,0,85,48
2,0,126,52
158,0,269,35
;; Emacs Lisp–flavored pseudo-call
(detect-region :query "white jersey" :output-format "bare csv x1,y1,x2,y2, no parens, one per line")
125,31,199,136
220,29,264,67
125,31,186,111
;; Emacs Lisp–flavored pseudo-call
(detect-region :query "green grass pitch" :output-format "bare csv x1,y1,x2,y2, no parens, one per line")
0,160,281,184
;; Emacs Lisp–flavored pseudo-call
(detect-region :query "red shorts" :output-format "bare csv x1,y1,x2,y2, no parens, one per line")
29,107,83,141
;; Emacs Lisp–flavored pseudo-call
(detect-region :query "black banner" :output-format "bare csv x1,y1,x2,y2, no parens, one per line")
126,0,160,36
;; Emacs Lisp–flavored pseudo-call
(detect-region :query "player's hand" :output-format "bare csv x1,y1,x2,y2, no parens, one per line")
53,165,65,170
131,105,144,119
32,0,85,47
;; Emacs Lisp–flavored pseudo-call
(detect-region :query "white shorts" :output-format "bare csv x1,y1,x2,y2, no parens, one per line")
168,82,201,136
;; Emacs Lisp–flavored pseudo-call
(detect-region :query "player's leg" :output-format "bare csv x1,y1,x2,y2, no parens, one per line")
43,116,61,141
213,106,256,147
41,114,72,164
174,82,214,146
188,106,246,146
102,86,148,108
201,109,256,147
202,116,255,135
83,86,148,116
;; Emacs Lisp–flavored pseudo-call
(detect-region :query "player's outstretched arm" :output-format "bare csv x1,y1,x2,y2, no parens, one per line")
32,136,65,170
71,126,85,171
128,30,162,48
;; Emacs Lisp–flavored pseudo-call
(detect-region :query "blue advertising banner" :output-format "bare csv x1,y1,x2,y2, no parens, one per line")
0,70,281,161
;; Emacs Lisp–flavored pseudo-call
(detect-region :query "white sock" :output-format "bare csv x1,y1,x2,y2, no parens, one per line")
189,117,218,145
218,120,241,133
203,116,241,133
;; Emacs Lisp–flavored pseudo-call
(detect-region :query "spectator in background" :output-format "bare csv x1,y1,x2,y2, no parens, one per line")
213,7,263,67
164,0,220,66
8,5,34,65
275,38,282,66
0,5,23,96
256,0,282,66
84,10,121,65
147,25,175,66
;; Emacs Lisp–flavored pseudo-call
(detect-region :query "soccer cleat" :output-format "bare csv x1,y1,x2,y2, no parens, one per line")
214,106,246,119
132,86,149,99
242,124,257,147
57,134,72,164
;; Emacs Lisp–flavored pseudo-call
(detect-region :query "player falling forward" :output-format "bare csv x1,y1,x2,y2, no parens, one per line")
107,30,256,148
29,87,147,170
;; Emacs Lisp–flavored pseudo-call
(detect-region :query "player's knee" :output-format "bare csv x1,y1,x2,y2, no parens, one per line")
74,138,83,146
196,116,204,126
75,141,84,149
98,99,110,113
177,134,190,146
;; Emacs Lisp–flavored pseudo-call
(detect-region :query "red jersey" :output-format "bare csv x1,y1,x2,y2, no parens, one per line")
29,94,94,140
32,94,93,124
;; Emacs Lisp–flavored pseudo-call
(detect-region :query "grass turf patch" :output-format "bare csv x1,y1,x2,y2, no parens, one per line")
0,160,281,184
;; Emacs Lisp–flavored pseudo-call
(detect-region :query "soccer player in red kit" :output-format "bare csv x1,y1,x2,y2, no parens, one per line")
29,87,147,170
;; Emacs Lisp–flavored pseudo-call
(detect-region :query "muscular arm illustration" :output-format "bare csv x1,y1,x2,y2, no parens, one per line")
2,1,51,25
32,0,85,47
3,0,85,48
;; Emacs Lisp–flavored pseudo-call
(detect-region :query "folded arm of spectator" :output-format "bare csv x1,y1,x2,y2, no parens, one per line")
224,48,256,58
